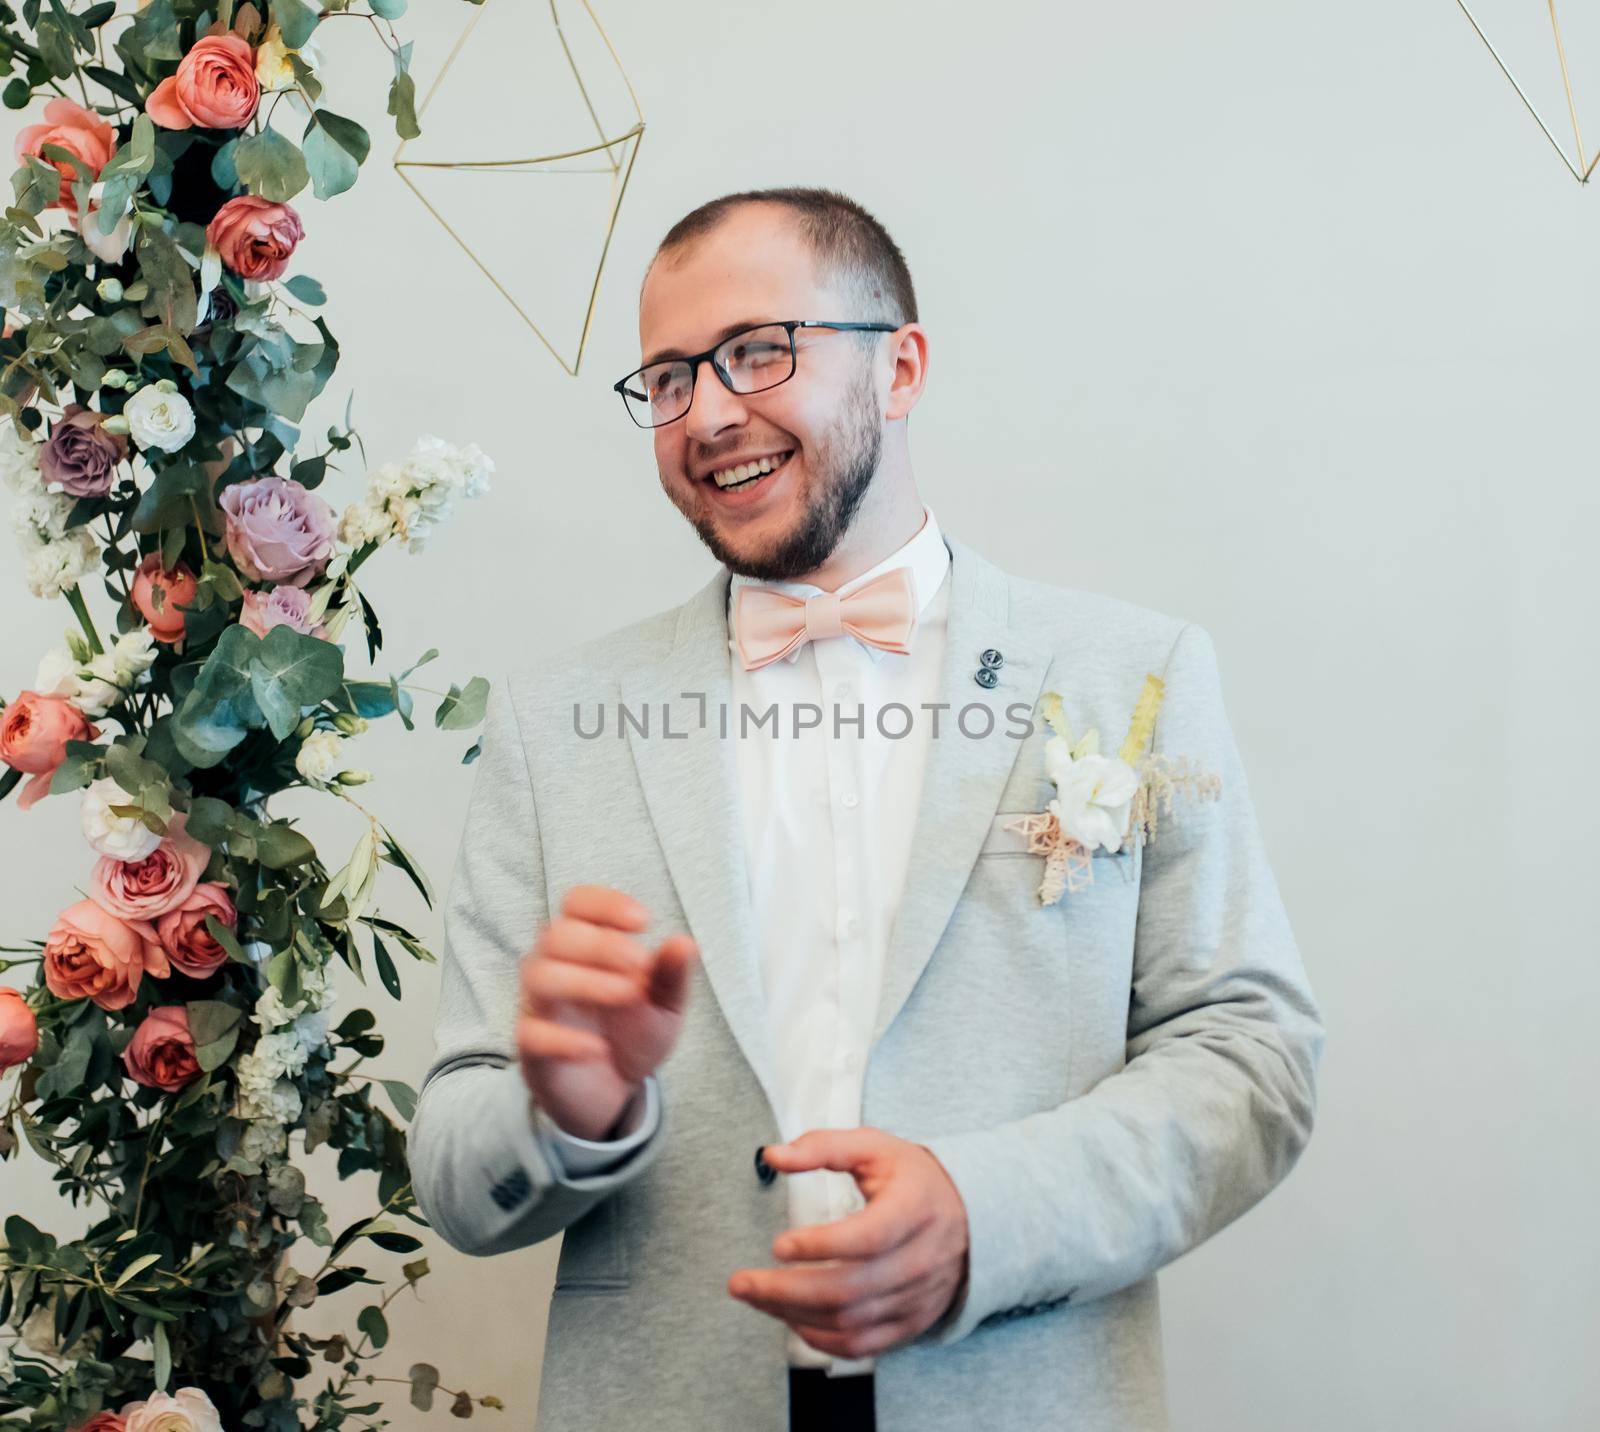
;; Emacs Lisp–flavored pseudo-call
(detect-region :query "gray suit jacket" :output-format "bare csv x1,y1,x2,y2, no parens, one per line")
406,531,1325,1432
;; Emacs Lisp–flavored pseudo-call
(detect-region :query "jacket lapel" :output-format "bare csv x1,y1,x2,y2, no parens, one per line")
619,533,1054,1120
868,534,1052,1048
619,567,780,1122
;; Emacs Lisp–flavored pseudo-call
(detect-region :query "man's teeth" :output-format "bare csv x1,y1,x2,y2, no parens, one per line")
710,450,793,488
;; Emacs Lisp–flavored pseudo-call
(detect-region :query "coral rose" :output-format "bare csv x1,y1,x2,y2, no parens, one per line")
206,195,303,282
0,987,40,1071
43,898,169,1012
67,1413,125,1432
40,403,127,498
0,690,101,812
90,809,212,922
121,1005,202,1092
120,1388,221,1432
156,882,237,978
145,34,259,131
130,553,199,645
13,98,116,215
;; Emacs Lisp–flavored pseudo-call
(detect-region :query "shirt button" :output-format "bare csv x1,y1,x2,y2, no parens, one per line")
841,792,859,809
834,682,851,698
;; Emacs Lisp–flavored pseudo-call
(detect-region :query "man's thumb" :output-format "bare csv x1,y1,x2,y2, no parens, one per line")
647,933,697,1013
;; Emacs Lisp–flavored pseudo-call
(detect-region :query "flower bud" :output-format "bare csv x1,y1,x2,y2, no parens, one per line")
332,713,368,736
335,770,372,787
154,378,178,395
294,715,317,740
96,277,124,303
101,413,130,435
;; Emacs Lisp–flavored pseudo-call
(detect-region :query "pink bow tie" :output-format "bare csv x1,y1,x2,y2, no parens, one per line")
734,566,919,671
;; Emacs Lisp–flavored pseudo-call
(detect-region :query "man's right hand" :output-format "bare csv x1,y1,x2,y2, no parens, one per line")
516,884,697,1143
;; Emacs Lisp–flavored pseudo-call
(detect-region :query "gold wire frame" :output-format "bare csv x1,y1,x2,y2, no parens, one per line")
1455,0,1600,182
392,0,646,374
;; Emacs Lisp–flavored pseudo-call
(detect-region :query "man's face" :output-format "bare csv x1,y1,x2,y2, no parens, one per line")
637,205,888,581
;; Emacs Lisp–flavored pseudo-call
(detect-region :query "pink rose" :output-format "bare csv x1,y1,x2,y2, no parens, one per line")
218,474,336,587
0,690,102,812
43,899,169,1012
145,34,259,131
240,584,328,639
130,553,199,645
0,988,39,1071
91,810,212,922
14,98,116,215
156,882,237,978
206,195,304,282
122,1005,201,1092
40,403,128,498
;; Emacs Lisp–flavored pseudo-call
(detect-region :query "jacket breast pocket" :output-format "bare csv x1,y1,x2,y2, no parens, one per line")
552,1194,628,1292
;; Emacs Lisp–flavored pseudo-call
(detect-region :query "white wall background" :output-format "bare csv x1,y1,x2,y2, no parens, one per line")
4,1,1598,1427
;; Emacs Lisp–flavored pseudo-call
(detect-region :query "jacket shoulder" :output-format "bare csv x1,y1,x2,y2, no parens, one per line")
1003,567,1194,666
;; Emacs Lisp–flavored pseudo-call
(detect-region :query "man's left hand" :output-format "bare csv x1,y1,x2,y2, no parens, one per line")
727,1127,970,1359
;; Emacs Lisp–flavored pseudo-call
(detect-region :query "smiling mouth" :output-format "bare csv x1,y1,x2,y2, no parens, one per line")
706,449,795,490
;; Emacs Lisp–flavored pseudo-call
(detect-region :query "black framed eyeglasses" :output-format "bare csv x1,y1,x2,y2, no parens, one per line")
613,319,900,429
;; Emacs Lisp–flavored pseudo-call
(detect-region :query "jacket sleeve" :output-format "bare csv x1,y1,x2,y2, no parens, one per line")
406,672,669,1257
917,621,1325,1344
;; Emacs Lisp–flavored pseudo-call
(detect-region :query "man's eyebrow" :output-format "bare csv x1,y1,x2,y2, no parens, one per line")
642,318,781,369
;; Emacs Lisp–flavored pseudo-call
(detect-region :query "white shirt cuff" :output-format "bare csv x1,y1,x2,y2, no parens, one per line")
532,1074,662,1177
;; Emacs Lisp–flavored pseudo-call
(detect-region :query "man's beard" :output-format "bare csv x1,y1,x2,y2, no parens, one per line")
670,365,882,583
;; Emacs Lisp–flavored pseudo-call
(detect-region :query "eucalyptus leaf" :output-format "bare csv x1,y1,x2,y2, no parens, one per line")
234,127,309,203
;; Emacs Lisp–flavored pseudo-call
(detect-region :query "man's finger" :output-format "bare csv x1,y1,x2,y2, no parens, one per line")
647,933,697,1013
532,915,652,978
559,884,651,931
761,1127,890,1176
516,1016,609,1063
771,1183,925,1263
523,958,644,1011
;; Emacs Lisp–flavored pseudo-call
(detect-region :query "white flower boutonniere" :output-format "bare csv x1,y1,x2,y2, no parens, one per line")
1005,677,1223,905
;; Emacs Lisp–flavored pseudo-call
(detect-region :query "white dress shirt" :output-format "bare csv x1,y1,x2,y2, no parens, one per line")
538,504,952,1378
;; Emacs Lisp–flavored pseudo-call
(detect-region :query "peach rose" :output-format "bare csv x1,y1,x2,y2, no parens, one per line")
0,987,40,1071
121,1005,201,1092
67,1413,125,1432
156,882,237,978
90,809,212,922
43,899,169,1012
0,690,101,812
206,195,303,281
146,34,260,131
14,98,117,215
130,553,199,645
120,1388,221,1432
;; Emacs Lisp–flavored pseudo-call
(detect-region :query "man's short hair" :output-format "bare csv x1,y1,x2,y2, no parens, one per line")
646,186,918,327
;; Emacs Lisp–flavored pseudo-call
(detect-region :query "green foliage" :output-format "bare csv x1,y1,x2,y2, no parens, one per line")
0,1,500,1423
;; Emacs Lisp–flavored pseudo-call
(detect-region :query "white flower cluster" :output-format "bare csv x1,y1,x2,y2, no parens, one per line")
232,952,336,1126
1,418,96,599
337,433,493,554
35,627,156,718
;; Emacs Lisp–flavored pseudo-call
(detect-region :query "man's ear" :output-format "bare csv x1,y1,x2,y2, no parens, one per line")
884,323,928,421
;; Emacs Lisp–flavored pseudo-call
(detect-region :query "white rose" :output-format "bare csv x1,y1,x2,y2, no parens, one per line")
34,646,118,719
124,381,196,453
1048,751,1139,854
80,775,162,861
82,209,133,265
24,529,96,599
294,729,345,787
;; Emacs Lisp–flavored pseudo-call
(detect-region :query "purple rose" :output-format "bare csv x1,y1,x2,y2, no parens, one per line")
218,474,337,588
239,584,328,640
40,403,127,498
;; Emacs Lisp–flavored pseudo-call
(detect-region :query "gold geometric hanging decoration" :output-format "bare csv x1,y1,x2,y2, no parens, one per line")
393,0,645,374
1455,0,1600,183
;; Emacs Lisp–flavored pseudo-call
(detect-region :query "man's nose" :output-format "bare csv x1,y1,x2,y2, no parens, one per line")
683,357,747,440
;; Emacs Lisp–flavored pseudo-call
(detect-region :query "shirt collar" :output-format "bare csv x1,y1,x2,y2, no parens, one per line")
726,504,950,665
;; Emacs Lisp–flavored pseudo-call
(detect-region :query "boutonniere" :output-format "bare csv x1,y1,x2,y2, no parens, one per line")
1004,675,1223,905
